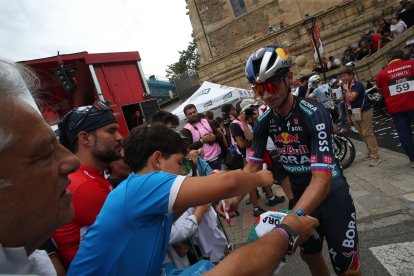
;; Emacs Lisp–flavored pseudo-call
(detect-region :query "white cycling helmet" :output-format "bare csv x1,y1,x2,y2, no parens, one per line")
308,75,321,86
245,45,292,85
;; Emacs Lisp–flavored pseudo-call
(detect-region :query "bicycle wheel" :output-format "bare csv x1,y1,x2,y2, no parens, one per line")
333,134,355,169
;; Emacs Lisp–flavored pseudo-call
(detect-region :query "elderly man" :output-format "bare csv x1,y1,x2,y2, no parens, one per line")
52,100,123,268
0,60,80,273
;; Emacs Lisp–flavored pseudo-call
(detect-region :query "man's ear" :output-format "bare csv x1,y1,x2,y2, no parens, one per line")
77,131,93,148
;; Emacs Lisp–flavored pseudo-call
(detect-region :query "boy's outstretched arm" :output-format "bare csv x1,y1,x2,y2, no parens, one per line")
173,169,273,212
215,161,262,218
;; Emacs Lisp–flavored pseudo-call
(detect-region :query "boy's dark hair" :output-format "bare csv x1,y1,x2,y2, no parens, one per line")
123,123,188,171
183,104,196,116
150,110,179,127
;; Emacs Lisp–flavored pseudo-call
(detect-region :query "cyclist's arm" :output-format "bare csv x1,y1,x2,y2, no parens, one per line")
292,171,331,215
292,106,334,215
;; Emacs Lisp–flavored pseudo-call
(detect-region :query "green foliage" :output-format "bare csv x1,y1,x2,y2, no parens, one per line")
166,39,199,81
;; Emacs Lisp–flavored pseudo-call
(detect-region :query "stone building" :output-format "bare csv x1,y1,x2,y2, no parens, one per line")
185,0,403,88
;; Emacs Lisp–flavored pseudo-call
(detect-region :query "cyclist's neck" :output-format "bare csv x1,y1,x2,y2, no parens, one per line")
273,93,294,117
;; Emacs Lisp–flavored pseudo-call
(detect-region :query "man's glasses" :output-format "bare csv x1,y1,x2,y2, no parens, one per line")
252,76,285,98
69,100,111,132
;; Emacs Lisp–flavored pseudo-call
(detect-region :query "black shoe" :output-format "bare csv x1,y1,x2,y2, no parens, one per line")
266,195,285,206
253,206,266,217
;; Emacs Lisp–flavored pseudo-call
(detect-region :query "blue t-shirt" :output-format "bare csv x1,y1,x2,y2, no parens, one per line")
309,84,332,103
349,80,371,111
68,172,186,276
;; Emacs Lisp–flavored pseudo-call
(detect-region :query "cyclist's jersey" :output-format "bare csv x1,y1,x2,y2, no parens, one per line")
309,84,332,104
249,96,360,274
249,96,344,197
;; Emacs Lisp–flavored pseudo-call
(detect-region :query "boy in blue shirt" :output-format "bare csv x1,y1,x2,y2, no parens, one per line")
68,123,275,275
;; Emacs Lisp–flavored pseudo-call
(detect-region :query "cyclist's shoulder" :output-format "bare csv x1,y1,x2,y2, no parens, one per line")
296,97,325,115
256,107,273,123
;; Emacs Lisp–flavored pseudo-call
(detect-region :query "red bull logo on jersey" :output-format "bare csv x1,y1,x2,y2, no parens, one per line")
276,145,309,155
274,132,300,144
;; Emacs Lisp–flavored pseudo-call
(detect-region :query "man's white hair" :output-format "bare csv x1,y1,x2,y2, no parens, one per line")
0,59,40,154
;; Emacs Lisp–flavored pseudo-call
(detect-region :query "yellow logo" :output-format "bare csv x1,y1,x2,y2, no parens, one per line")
276,48,289,60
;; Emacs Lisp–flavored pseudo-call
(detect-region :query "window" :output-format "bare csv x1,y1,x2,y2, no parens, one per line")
230,0,246,17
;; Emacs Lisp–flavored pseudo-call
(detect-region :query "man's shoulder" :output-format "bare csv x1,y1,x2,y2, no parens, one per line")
68,167,109,191
351,80,364,90
297,98,325,116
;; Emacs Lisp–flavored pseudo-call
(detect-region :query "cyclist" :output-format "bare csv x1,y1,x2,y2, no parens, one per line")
306,75,340,134
218,46,361,276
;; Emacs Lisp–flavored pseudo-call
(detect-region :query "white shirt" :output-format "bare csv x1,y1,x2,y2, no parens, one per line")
390,21,407,35
0,244,56,275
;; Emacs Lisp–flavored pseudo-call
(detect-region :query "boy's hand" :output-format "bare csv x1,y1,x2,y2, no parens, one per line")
188,150,199,164
256,170,274,187
216,196,241,218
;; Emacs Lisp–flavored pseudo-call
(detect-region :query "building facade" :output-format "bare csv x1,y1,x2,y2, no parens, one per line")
186,0,400,88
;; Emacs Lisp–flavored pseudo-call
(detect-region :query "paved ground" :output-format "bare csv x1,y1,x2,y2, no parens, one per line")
346,108,414,155
219,138,414,250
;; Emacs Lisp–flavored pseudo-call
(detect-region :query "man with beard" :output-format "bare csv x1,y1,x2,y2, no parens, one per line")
182,104,223,170
52,100,123,268
218,46,361,275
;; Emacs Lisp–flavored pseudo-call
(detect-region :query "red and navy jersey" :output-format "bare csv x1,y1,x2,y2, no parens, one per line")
376,59,414,114
249,97,344,194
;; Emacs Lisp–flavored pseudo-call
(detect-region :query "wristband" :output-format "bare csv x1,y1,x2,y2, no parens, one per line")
199,138,204,144
272,227,289,245
295,209,304,216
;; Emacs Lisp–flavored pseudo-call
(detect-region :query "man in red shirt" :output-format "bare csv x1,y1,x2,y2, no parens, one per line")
376,50,414,168
52,101,123,268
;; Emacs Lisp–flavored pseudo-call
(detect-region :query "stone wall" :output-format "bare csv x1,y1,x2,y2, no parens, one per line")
186,0,401,88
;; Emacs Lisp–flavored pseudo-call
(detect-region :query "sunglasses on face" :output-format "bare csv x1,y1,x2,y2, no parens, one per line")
252,76,285,98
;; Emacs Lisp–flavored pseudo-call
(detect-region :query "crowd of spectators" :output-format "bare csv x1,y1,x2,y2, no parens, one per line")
312,0,413,75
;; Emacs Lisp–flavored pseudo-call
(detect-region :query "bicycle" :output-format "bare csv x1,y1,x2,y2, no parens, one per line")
333,133,355,169
324,100,356,169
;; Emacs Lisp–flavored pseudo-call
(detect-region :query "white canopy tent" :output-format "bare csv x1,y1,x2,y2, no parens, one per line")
172,81,254,120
